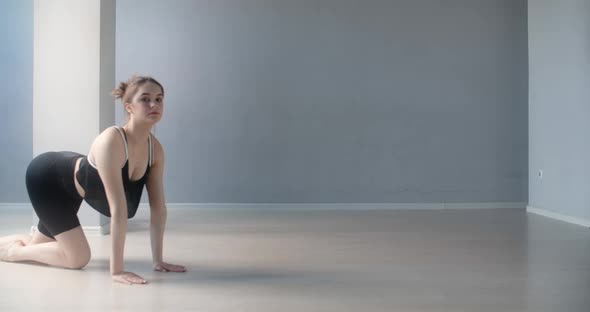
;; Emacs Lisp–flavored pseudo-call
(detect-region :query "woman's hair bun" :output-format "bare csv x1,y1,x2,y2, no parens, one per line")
111,81,128,99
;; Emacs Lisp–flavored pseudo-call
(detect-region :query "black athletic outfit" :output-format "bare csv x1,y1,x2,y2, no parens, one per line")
25,126,153,238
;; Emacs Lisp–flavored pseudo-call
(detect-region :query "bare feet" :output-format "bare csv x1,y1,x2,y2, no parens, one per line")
0,234,31,247
0,240,25,262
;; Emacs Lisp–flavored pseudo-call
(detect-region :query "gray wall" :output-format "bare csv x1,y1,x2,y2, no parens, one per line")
116,0,528,204
0,1,529,204
529,0,590,220
0,0,33,202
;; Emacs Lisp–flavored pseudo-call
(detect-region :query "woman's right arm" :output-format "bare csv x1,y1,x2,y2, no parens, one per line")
92,128,146,284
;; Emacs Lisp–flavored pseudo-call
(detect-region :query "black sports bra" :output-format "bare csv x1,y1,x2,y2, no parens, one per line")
76,126,153,218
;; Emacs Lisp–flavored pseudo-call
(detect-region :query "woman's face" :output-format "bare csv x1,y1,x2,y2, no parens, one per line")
126,82,164,124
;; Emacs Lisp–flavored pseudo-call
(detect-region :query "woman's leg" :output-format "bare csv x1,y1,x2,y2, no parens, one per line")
0,226,90,269
0,223,58,248
0,234,32,247
28,227,56,245
0,226,57,245
4,152,90,269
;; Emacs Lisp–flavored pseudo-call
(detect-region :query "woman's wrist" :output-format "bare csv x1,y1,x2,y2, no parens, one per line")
110,262,124,274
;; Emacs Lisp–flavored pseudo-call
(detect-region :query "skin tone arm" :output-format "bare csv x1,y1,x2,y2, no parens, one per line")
93,128,146,284
146,136,186,273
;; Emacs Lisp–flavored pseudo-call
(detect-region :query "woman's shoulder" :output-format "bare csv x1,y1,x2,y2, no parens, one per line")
95,126,125,146
89,127,127,165
150,132,162,148
101,125,124,136
149,133,165,165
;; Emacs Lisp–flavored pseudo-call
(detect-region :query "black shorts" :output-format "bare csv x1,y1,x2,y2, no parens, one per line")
25,151,85,238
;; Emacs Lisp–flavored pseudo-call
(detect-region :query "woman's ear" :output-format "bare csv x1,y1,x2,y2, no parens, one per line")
124,102,132,113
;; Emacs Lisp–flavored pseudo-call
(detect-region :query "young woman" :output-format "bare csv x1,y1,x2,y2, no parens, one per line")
0,75,185,285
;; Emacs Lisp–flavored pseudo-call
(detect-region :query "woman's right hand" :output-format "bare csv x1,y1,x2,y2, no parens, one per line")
112,271,147,285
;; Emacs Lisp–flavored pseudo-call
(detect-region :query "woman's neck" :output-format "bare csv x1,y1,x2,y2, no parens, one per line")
122,122,152,144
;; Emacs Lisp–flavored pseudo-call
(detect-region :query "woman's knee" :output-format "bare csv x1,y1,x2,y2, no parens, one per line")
55,226,91,269
65,247,91,269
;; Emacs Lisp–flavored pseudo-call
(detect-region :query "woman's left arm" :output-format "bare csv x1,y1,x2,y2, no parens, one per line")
146,136,186,273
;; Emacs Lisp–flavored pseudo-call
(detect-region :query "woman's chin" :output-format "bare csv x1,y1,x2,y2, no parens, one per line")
147,115,162,122
138,117,161,126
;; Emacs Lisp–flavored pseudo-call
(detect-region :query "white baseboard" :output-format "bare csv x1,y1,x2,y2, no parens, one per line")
527,205,590,228
1,202,527,237
157,202,526,210
100,202,525,235
7,202,587,232
0,202,526,211
82,225,110,236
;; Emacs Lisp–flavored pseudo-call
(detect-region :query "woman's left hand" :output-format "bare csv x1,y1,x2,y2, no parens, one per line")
154,262,187,272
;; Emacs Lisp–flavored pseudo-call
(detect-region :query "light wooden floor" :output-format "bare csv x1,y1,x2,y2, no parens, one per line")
1,206,589,312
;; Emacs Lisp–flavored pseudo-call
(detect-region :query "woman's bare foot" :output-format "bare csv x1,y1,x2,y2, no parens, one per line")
0,234,31,248
0,240,25,262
